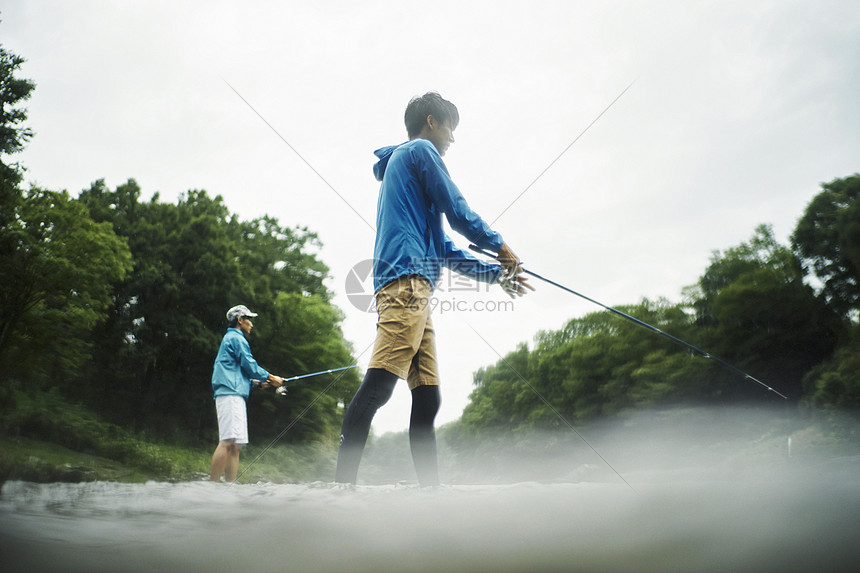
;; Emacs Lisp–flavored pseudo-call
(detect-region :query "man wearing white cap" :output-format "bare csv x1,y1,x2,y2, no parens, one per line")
209,305,284,482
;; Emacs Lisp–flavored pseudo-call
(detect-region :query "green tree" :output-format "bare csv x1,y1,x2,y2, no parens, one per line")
77,182,248,439
248,291,359,443
527,299,709,422
460,344,532,433
792,173,860,410
694,224,843,400
802,325,860,410
0,41,34,219
792,173,860,318
460,299,707,436
0,42,37,362
0,187,132,382
76,180,359,444
0,43,33,158
0,43,134,449
459,224,847,439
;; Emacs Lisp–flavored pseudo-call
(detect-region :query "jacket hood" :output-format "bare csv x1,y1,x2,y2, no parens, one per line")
372,143,406,181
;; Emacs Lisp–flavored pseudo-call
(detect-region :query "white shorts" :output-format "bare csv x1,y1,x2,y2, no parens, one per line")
215,395,248,445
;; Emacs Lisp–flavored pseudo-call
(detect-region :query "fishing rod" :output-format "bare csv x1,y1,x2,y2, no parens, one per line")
253,365,359,396
469,244,788,400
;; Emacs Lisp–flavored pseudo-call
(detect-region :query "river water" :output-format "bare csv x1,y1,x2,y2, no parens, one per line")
2,463,858,572
3,406,859,572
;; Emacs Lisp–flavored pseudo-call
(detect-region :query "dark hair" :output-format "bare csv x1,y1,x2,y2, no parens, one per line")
228,317,239,328
404,92,459,138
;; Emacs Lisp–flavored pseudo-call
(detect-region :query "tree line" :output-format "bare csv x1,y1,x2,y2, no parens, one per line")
0,43,360,447
456,177,860,437
1,39,857,455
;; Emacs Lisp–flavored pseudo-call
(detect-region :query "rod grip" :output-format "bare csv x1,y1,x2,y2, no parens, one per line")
468,244,497,258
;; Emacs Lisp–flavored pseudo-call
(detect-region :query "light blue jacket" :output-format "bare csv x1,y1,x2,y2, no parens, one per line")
211,328,269,399
372,139,505,292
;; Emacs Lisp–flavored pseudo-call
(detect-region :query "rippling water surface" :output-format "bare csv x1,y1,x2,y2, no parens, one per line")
2,463,858,573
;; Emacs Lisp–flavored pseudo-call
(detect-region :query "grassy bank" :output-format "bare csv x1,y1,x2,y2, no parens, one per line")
0,436,189,483
0,435,339,486
2,387,856,487
0,387,339,486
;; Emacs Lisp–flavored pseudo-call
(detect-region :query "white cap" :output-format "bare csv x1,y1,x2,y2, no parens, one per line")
226,305,258,321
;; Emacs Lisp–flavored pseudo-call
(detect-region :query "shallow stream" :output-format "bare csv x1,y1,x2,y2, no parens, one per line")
2,462,858,572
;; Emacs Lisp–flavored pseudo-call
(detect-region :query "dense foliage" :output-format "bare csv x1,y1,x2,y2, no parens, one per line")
459,193,859,436
0,43,359,449
71,180,359,444
792,174,860,411
792,174,860,318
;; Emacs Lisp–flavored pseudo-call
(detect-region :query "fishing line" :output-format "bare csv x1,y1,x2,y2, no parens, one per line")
488,80,636,229
283,364,358,381
221,78,377,235
469,245,788,400
233,367,352,484
467,323,639,494
232,351,370,485
222,78,411,267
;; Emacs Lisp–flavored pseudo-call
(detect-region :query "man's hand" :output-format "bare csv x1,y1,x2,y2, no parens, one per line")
499,268,534,297
496,243,535,298
496,243,521,275
255,375,284,390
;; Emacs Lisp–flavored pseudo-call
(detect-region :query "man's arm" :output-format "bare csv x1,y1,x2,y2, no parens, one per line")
443,235,504,284
443,236,534,296
233,335,270,382
413,141,504,252
414,141,533,296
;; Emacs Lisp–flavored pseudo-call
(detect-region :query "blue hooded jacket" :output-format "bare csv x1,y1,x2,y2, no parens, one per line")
211,328,269,399
372,139,504,292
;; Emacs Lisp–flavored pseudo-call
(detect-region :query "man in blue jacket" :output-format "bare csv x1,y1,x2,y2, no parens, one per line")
335,92,532,486
210,304,284,482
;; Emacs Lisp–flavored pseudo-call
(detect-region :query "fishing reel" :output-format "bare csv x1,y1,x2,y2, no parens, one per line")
251,379,288,396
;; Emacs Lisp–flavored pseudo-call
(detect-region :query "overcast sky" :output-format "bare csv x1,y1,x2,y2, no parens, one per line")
4,1,859,434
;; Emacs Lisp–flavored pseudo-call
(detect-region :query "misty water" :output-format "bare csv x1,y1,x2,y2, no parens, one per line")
2,408,858,572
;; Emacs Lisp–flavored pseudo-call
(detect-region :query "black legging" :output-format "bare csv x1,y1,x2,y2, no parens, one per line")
409,384,441,486
335,368,441,486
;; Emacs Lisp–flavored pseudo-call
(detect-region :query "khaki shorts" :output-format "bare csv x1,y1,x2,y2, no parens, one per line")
369,275,439,390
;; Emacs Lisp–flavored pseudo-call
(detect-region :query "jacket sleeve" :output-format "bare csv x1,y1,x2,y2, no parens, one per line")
232,336,269,383
442,233,504,284
414,141,505,253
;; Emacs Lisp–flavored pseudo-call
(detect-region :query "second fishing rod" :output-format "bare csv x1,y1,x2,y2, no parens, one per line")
469,244,788,401
253,365,359,396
